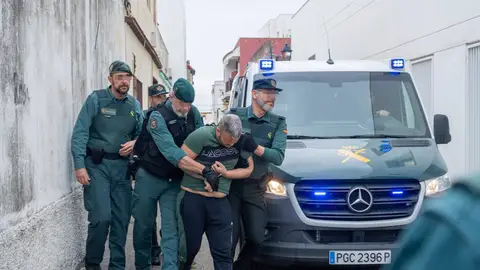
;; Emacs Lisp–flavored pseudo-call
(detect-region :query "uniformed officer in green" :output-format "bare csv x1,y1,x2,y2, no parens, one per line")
71,60,143,270
147,83,168,112
177,114,254,270
384,174,480,270
145,83,169,266
131,78,205,270
228,78,287,269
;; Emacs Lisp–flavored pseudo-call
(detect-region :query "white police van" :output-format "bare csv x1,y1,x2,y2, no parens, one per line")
228,58,452,268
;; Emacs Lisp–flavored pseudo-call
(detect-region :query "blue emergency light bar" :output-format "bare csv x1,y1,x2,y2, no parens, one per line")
390,58,405,69
259,59,275,71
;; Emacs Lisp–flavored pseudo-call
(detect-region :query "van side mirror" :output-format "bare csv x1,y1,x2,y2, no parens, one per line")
433,114,451,145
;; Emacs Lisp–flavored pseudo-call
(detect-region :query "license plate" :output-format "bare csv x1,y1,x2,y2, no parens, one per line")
329,250,392,265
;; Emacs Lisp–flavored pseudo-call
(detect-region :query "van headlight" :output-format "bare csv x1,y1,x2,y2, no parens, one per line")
266,180,288,197
425,174,451,196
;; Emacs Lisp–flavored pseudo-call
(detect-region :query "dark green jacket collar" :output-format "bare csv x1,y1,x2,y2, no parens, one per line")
247,106,271,123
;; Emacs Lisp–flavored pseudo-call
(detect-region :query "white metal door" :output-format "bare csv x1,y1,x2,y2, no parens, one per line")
411,59,433,125
466,45,480,173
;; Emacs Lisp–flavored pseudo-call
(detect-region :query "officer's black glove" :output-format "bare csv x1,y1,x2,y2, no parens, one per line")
242,132,259,153
202,166,220,192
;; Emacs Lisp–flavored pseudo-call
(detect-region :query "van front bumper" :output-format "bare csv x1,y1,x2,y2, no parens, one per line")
253,193,405,267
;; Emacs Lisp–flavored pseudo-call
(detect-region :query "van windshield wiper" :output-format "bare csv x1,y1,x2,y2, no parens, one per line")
287,135,331,139
335,134,414,139
287,134,416,140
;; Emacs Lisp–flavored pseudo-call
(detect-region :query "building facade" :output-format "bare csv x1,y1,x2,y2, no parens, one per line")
291,0,480,177
257,14,293,38
211,81,226,123
157,0,188,82
223,38,291,88
125,0,168,109
221,37,291,110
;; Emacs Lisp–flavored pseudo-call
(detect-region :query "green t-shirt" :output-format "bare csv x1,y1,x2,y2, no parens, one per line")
181,126,251,194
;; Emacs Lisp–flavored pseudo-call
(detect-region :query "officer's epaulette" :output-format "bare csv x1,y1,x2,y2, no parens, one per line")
93,89,109,98
269,112,285,124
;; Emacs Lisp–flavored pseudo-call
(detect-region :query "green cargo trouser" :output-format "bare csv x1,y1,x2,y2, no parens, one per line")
132,167,181,270
83,157,132,269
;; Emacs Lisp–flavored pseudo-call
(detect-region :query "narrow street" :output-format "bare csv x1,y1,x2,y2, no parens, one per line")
97,217,380,270
99,216,214,270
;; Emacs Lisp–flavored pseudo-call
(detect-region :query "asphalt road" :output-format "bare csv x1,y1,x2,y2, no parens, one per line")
96,216,383,270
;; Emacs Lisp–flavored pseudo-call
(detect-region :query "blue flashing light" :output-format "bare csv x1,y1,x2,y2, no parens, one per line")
259,59,275,71
391,190,404,195
314,191,327,196
390,58,405,69
262,72,275,77
380,140,392,153
388,72,401,76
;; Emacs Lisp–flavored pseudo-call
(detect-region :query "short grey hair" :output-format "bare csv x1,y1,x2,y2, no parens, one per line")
218,114,242,138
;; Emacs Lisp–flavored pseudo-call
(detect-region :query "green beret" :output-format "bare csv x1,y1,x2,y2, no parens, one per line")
148,84,168,96
109,60,133,76
173,78,195,103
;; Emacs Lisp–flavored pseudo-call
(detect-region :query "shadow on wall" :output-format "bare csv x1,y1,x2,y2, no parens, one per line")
0,0,126,269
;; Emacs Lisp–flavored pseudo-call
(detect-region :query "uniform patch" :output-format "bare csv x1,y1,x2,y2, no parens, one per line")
283,129,288,134
130,111,135,117
150,118,157,129
101,108,117,116
268,132,272,139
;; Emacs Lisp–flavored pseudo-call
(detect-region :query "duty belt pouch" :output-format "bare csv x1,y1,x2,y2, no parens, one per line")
91,149,104,165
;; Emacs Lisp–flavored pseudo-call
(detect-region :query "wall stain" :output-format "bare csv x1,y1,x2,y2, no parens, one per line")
1,0,34,217
13,72,30,105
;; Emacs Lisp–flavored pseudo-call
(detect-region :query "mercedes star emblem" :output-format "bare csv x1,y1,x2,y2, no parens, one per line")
346,186,373,213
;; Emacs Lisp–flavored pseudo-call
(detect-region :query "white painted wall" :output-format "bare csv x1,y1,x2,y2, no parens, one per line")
291,0,480,177
125,27,155,110
157,0,187,82
258,14,293,38
126,0,164,109
0,0,126,268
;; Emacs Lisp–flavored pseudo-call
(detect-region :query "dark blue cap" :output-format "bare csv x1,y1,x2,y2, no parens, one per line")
253,78,282,92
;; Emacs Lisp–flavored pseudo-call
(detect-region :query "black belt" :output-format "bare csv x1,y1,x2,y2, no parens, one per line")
86,148,124,160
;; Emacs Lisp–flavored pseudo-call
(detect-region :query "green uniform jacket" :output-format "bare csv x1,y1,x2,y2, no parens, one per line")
229,106,287,179
386,174,480,270
146,100,204,167
71,88,143,170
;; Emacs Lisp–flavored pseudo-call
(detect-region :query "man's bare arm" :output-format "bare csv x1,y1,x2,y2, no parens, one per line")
178,144,206,179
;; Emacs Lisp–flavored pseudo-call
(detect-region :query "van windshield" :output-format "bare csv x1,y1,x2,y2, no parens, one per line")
253,71,430,139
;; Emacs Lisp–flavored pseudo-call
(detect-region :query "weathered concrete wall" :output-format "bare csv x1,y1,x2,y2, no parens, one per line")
0,0,126,268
